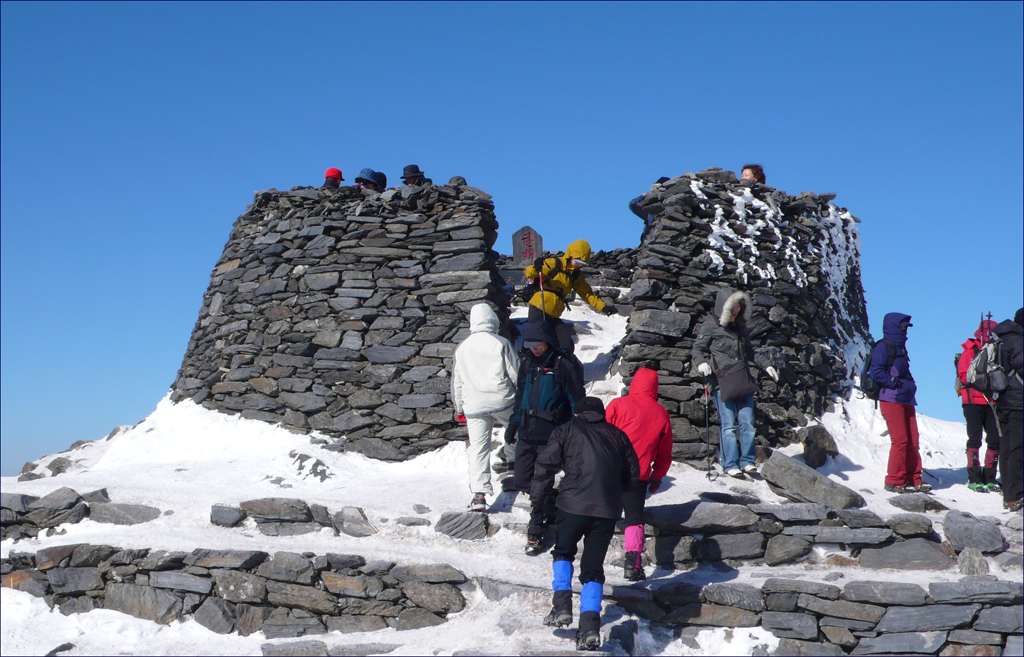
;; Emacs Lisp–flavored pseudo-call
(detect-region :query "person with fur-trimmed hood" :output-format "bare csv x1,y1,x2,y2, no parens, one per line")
691,289,778,478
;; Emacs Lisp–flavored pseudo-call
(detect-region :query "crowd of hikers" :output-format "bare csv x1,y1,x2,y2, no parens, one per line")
320,164,469,191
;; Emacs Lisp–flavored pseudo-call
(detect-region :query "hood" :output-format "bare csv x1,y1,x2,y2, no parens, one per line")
576,396,606,422
882,312,912,345
629,367,659,400
715,289,752,327
974,319,998,343
521,318,558,346
469,303,499,334
564,240,592,265
994,318,1024,338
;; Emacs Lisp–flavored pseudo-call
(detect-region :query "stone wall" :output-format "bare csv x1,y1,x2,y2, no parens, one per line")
168,182,506,460
610,168,871,461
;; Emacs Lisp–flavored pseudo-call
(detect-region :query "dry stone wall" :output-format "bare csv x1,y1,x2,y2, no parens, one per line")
168,182,507,461
611,168,871,460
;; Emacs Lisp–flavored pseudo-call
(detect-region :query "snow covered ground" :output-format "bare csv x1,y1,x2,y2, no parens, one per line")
1,302,1018,656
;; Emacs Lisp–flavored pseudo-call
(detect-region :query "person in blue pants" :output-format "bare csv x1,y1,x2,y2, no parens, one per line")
531,396,640,650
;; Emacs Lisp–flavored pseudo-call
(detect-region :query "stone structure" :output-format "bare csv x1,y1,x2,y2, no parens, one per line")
168,182,505,460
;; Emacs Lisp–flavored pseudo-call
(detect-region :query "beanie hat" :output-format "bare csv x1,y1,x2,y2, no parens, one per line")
325,167,344,181
576,396,605,415
522,319,557,349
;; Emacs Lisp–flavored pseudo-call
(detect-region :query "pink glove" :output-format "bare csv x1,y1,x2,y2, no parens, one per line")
456,414,467,423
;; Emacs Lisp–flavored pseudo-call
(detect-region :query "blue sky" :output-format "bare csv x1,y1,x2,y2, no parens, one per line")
2,2,1022,475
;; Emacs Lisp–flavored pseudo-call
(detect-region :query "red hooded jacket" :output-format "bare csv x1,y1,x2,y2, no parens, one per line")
958,320,998,405
606,368,673,482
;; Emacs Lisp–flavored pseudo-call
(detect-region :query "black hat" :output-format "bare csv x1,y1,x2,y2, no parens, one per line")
402,164,425,179
522,320,557,348
576,396,605,415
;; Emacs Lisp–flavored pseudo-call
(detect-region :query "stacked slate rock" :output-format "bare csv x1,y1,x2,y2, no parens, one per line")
613,168,870,458
1,488,161,542
168,183,506,461
0,545,467,637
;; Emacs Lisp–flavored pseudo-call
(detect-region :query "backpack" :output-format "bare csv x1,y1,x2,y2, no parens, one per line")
953,351,965,395
965,334,1011,399
859,338,896,403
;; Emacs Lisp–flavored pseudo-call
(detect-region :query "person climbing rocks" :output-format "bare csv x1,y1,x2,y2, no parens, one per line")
322,167,344,190
354,168,384,192
691,289,778,478
400,164,432,187
451,303,520,512
957,319,1001,492
869,312,930,494
506,319,585,556
628,176,670,237
522,239,616,357
740,164,766,184
993,308,1023,512
605,367,672,581
531,396,640,651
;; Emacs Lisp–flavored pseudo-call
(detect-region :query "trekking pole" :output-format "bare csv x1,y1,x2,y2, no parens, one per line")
703,377,716,481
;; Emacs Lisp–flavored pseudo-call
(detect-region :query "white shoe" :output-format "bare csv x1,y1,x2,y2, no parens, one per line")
742,464,757,474
726,468,744,478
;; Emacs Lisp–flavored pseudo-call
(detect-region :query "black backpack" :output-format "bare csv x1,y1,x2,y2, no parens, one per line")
860,338,897,403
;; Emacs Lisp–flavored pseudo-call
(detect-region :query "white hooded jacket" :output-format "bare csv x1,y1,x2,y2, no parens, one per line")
452,304,519,417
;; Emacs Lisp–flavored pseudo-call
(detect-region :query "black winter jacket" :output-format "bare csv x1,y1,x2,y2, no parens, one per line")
508,348,585,445
691,289,771,389
530,410,641,519
993,319,1023,411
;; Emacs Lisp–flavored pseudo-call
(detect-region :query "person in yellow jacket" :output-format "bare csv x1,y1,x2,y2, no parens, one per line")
523,240,617,355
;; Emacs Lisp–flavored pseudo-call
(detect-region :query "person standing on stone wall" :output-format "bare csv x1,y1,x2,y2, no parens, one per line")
628,177,670,238
400,164,432,187
522,239,617,357
506,320,585,556
448,176,468,187
451,304,520,512
868,312,930,494
354,168,384,193
371,170,388,190
992,308,1023,511
691,289,778,478
605,367,673,581
531,396,640,651
957,319,1001,493
322,167,344,190
740,164,766,184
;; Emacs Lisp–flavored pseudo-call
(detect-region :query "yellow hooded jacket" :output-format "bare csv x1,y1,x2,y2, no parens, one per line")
523,239,606,318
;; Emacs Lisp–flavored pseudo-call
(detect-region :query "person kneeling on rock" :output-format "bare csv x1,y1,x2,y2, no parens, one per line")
531,396,640,651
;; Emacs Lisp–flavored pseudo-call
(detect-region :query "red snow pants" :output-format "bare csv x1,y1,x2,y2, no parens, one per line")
880,401,922,487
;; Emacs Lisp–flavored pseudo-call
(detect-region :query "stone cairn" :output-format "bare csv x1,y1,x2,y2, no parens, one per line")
610,168,871,465
168,182,506,461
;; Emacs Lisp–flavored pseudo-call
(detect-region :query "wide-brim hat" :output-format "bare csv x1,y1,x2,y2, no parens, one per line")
402,164,425,179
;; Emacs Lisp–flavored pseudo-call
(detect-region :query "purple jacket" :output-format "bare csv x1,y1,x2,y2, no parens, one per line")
869,312,917,406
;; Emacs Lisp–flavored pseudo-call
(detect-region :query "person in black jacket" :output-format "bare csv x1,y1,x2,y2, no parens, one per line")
531,396,641,651
506,319,585,555
994,308,1023,511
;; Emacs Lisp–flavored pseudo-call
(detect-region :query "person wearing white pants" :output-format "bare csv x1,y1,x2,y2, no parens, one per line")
452,304,519,511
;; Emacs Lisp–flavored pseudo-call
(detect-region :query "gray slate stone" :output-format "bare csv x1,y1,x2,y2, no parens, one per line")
390,564,467,584
765,535,812,566
947,629,1003,645
702,582,764,612
644,501,759,533
27,487,82,511
944,511,1005,554
394,516,430,526
69,544,118,567
652,534,697,565
887,513,934,537
261,640,328,656
760,451,865,509
332,507,376,537
843,580,928,606
748,503,829,522
661,603,761,627
212,569,267,603
59,597,101,616
104,582,183,624
973,606,1023,633
629,310,692,338
324,615,389,634
696,532,765,560
257,552,316,585
266,580,338,614
240,498,312,522
211,505,247,527
1003,635,1023,657
363,345,418,364
329,643,401,656
24,501,89,528
760,611,818,640
434,511,489,540
1,493,40,513
762,578,841,599
46,567,104,594
875,604,981,632
321,572,383,598
851,631,948,655
888,492,949,513
797,594,885,623
929,580,1022,604
837,508,887,528
820,625,858,648
401,581,465,613
89,503,161,525
782,526,892,544
858,537,953,570
261,608,326,639
185,549,267,570
774,638,844,656
395,607,446,631
193,597,235,634
149,570,213,594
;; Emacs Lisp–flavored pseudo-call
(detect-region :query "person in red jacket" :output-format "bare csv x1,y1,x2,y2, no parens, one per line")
957,319,1001,492
605,367,672,581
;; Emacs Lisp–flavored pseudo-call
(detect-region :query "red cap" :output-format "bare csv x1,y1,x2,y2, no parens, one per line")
325,167,344,181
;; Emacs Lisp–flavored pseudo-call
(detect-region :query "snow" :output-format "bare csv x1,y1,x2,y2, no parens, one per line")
2,303,1018,656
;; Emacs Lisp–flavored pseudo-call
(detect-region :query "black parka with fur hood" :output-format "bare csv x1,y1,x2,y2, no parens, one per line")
691,289,771,389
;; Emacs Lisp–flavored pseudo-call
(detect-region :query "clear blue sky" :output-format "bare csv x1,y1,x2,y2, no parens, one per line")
2,2,1022,475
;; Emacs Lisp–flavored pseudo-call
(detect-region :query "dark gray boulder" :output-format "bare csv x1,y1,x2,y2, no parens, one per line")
781,526,892,544
943,511,1005,554
837,508,887,528
256,522,323,537
193,597,236,635
701,582,764,612
886,513,933,537
762,579,841,600
843,581,928,606
332,507,376,537
696,532,765,560
928,580,1022,604
239,498,312,522
851,631,947,655
973,606,1023,633
759,451,865,509
89,503,162,525
104,583,183,624
185,549,267,570
652,534,697,566
260,608,326,639
1,493,40,513
46,568,104,595
800,425,839,469
211,505,247,527
957,547,989,575
434,512,489,540
324,615,389,634
774,638,843,656
644,501,758,533
27,487,82,511
401,581,465,614
765,535,812,566
257,552,316,585
874,604,981,633
320,572,383,598
760,611,818,640
390,564,467,584
394,607,446,631
797,594,885,624
212,569,267,603
748,503,829,522
149,571,213,595
69,544,118,567
887,493,948,513
858,537,953,570
265,581,338,615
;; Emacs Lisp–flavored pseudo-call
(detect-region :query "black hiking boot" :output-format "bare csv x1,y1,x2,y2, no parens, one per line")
623,552,646,581
525,536,543,556
575,629,601,651
544,590,573,628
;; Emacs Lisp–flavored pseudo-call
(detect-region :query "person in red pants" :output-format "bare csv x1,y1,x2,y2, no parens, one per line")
868,313,930,493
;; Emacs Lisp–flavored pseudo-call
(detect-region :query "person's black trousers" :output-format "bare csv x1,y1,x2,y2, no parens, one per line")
963,404,1000,484
551,509,616,585
997,409,1023,504
515,440,556,537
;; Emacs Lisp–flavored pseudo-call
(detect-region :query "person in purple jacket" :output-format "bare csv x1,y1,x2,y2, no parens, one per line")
869,312,930,493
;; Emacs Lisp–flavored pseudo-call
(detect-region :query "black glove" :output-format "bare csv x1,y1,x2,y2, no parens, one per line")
504,424,519,445
602,305,618,316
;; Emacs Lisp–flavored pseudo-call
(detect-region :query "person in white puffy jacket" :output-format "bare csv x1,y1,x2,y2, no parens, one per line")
452,303,520,511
